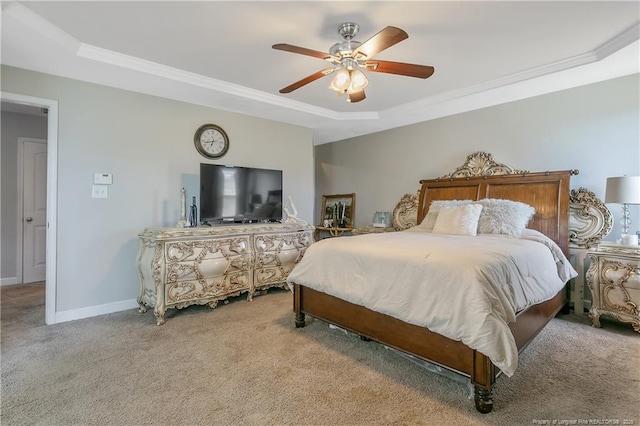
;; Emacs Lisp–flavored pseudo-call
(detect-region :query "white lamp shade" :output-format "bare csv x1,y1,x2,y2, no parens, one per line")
605,176,640,204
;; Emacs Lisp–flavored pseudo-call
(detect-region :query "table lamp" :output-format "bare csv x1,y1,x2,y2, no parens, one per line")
605,176,640,240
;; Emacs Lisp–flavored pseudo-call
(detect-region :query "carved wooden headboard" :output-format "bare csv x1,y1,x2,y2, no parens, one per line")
392,152,579,256
569,187,613,249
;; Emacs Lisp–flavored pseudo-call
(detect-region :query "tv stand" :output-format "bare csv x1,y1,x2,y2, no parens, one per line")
136,222,314,325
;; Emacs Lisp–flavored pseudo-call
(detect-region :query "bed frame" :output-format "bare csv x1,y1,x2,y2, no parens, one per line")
292,152,579,413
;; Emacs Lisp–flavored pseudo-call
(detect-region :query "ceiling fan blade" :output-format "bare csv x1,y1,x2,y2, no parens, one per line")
272,43,336,61
279,68,336,94
352,26,408,59
365,60,435,79
347,90,366,103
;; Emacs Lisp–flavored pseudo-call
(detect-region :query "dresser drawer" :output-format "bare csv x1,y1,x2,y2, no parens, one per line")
165,237,251,262
253,231,312,290
166,270,252,306
254,231,313,254
594,255,640,306
587,245,640,333
255,265,296,289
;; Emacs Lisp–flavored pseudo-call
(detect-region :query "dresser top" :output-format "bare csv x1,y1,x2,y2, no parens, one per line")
595,242,640,256
139,222,314,240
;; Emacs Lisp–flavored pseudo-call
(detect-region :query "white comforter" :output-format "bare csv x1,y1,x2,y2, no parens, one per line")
286,228,576,376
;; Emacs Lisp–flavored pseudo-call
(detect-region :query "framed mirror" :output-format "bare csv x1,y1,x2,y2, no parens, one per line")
321,193,356,229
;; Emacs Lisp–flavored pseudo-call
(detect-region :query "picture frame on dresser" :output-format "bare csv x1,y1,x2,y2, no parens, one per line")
320,193,355,229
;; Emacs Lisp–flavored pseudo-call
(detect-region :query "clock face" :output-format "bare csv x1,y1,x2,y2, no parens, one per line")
194,124,229,158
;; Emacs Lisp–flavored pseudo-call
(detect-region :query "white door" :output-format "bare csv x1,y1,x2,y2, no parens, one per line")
22,139,47,283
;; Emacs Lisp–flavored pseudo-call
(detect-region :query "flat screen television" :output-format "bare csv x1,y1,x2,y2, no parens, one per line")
200,163,283,225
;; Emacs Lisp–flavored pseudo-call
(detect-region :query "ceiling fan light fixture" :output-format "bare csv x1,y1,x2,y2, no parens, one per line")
347,68,369,93
329,68,350,94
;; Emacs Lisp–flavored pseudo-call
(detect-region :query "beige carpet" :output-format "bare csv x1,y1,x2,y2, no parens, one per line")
1,282,638,426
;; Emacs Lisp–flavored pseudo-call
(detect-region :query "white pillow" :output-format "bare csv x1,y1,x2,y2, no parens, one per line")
475,198,535,237
419,199,473,231
432,204,483,236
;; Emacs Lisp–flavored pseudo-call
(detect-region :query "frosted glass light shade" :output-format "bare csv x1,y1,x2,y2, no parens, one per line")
347,69,369,93
329,68,350,93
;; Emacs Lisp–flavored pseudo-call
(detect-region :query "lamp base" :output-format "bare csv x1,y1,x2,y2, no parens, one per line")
620,203,631,235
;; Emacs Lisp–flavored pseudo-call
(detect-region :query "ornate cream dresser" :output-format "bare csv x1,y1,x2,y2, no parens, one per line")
137,223,314,325
586,242,640,332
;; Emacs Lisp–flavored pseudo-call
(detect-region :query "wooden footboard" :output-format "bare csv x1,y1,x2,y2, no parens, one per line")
293,283,568,413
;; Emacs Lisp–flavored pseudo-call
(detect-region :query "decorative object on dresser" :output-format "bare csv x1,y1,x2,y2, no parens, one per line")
568,187,613,315
604,176,640,238
288,151,579,413
176,188,188,228
586,242,640,333
282,196,309,225
315,193,356,239
136,223,314,325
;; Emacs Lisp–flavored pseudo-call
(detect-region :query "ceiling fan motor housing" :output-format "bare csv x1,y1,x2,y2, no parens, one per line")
338,22,359,40
329,40,362,58
330,22,363,59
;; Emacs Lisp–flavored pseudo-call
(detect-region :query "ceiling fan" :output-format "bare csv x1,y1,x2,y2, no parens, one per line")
272,22,435,103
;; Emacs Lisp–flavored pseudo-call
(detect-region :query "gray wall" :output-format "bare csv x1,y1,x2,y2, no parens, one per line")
1,65,314,315
316,74,640,241
1,111,48,281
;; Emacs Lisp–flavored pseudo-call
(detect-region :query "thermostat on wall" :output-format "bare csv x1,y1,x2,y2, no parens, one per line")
94,173,113,185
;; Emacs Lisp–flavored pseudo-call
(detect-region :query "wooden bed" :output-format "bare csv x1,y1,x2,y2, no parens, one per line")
291,153,579,413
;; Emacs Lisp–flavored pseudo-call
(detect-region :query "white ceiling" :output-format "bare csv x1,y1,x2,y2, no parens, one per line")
2,1,639,145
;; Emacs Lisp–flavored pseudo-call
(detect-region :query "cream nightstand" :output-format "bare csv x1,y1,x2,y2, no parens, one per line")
586,242,640,333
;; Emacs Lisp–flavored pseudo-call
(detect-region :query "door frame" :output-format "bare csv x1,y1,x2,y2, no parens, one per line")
17,137,47,284
2,91,58,325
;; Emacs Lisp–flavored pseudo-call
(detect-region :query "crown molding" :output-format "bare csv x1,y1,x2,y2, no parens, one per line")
595,22,640,60
76,43,379,122
3,1,638,144
2,1,80,52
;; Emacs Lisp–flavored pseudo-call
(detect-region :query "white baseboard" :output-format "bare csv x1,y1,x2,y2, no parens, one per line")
54,298,139,324
1,277,19,286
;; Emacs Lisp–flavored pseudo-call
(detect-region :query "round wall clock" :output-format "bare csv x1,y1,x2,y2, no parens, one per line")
194,124,229,159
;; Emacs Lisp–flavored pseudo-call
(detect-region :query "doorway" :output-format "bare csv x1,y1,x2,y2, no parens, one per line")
19,138,47,284
1,91,58,325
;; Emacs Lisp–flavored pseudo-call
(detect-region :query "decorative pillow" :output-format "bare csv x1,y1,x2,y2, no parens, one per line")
418,199,473,231
432,204,483,236
475,198,536,237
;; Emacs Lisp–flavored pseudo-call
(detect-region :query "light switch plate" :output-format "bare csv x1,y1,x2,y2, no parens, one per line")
94,173,113,185
92,185,108,198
